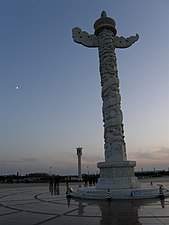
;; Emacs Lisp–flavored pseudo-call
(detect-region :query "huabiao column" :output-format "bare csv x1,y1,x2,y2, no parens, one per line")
72,11,140,189
76,147,83,181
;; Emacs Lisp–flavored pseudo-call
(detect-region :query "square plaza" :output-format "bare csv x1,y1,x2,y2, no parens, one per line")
0,178,169,225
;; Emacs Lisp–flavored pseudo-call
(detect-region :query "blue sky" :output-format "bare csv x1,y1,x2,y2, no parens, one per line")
0,0,169,175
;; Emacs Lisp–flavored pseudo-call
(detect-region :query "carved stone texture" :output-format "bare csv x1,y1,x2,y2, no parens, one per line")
72,12,140,165
70,12,169,198
114,34,139,48
72,10,139,168
97,29,127,162
72,27,98,48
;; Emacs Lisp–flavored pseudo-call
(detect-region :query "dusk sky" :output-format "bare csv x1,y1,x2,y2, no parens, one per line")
0,0,169,175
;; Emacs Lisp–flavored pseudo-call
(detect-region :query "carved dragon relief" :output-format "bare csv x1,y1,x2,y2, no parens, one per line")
72,27,139,49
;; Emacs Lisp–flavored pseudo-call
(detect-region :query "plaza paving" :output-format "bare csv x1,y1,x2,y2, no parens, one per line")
0,180,169,225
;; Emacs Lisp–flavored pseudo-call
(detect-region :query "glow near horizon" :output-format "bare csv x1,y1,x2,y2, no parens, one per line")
0,0,169,175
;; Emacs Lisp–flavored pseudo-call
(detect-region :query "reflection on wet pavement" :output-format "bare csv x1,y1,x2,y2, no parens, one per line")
0,182,169,224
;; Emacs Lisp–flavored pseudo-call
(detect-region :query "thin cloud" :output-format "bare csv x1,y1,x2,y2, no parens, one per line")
82,154,103,164
0,158,40,164
129,146,169,161
22,158,39,162
156,147,169,155
0,160,21,164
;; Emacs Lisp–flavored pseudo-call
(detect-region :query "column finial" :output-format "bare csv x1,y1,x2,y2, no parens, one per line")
101,10,107,18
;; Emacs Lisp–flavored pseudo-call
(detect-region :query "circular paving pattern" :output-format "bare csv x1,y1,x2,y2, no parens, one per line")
0,183,169,225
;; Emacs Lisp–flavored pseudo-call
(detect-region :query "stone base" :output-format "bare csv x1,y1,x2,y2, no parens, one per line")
96,177,139,189
71,161,169,199
71,185,169,199
71,160,169,199
96,160,141,189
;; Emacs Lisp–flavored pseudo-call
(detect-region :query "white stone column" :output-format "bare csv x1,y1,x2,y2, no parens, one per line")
72,11,140,190
97,28,127,162
76,147,83,180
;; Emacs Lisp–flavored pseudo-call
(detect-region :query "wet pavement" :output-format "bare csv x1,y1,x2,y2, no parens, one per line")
0,182,169,225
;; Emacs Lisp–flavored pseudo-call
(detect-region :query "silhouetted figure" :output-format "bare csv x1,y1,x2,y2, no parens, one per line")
49,177,53,194
159,185,164,198
160,198,165,208
67,197,71,207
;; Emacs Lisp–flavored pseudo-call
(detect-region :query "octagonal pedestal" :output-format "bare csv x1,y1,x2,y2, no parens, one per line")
71,160,169,199
96,161,141,189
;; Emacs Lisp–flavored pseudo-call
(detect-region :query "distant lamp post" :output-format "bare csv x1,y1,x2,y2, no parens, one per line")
76,147,83,180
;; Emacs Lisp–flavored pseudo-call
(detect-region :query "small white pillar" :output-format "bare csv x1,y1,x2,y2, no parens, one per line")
76,147,83,180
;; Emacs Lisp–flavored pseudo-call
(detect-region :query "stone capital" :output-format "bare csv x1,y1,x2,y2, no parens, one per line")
94,11,117,36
